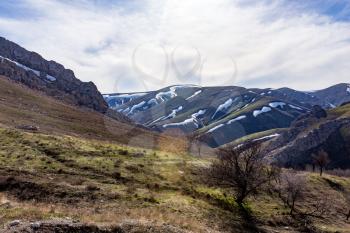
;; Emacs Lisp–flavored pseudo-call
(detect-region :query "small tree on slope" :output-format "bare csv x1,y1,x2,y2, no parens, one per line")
312,150,330,176
209,143,279,206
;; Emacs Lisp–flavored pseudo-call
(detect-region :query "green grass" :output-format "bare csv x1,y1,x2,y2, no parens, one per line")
1,127,350,232
219,128,285,148
330,103,350,118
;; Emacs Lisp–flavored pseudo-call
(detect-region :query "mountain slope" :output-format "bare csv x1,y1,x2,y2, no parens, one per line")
104,85,309,147
104,83,350,147
257,103,350,169
0,37,108,113
0,76,174,149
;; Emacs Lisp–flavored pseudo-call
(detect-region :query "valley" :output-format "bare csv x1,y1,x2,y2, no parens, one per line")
0,37,350,233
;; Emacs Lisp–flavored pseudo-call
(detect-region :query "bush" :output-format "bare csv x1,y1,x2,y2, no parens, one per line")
85,184,100,192
118,149,129,156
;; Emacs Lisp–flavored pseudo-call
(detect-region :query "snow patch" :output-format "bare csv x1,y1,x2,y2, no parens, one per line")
128,101,146,114
253,134,280,142
156,86,178,102
104,93,147,108
163,109,206,128
288,104,303,110
122,107,130,113
186,90,202,100
147,98,158,105
269,102,286,108
164,106,183,120
212,98,233,119
253,107,271,117
150,106,183,125
347,85,350,94
207,124,225,133
0,55,57,82
227,115,246,124
46,75,56,82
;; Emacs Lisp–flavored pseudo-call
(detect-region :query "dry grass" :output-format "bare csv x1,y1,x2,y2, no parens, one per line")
0,76,185,150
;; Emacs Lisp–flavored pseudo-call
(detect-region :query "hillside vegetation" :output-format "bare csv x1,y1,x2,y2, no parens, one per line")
0,127,350,232
0,76,183,151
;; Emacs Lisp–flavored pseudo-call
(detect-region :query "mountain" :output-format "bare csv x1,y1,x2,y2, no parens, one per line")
104,83,350,147
0,76,169,149
0,37,108,113
274,84,350,108
263,103,350,169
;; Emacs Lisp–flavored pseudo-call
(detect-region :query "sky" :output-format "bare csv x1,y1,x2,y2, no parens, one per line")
0,0,350,93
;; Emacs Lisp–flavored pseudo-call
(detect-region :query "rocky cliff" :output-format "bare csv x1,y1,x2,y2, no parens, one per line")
0,37,108,113
264,105,350,169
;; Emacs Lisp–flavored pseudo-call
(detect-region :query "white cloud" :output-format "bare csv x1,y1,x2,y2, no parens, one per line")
0,0,349,93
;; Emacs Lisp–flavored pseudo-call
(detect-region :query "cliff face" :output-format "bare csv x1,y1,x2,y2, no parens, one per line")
264,105,350,169
0,37,108,113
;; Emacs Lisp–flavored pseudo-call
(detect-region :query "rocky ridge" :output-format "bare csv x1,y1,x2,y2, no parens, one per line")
0,37,108,113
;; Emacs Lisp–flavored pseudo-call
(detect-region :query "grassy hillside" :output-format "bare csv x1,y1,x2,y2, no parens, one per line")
0,76,184,151
1,127,350,232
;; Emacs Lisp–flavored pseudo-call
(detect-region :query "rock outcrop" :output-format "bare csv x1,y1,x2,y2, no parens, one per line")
0,37,108,113
265,110,350,169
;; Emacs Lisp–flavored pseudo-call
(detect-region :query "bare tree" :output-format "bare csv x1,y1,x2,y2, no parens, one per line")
209,143,279,206
188,134,203,157
277,171,306,215
312,150,330,176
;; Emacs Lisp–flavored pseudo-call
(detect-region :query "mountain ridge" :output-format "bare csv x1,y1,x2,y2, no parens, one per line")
104,83,350,147
0,36,108,113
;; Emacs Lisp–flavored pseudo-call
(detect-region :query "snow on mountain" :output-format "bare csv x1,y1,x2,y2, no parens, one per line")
288,104,303,110
163,109,206,128
0,55,56,82
103,83,349,148
186,90,202,100
103,93,147,109
227,115,247,124
128,101,146,115
150,106,183,125
269,102,286,108
253,133,280,142
253,106,272,117
207,124,225,133
212,98,233,119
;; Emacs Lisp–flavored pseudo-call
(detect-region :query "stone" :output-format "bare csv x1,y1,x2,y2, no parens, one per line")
9,220,21,227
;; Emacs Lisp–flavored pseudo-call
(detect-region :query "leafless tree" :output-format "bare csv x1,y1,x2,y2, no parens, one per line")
302,196,331,218
312,150,330,176
209,143,279,206
188,135,202,157
277,171,306,215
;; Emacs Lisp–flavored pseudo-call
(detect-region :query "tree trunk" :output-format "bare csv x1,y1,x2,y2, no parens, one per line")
290,200,295,215
236,190,246,207
320,166,323,176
